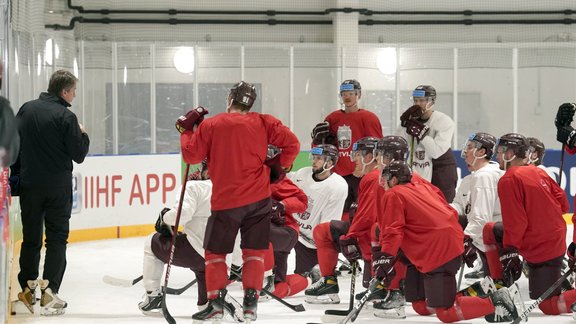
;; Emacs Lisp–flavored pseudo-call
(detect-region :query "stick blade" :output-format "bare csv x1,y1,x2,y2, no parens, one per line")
102,275,142,287
294,304,306,312
161,291,176,324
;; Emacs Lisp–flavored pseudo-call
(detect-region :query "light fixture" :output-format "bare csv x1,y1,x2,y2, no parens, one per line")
44,39,60,66
14,49,19,74
173,47,195,74
73,58,79,77
377,48,397,75
123,66,127,85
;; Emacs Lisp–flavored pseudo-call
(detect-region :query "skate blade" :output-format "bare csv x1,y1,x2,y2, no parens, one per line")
374,306,406,319
193,320,222,324
16,295,35,314
40,307,66,316
305,295,340,304
140,309,163,317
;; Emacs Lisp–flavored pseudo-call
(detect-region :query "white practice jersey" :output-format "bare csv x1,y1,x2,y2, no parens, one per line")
396,110,455,181
450,162,503,251
287,167,348,249
162,180,212,257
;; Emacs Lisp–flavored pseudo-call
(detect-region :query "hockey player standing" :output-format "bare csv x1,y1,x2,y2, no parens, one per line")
178,81,300,322
375,160,521,323
397,85,457,202
483,133,576,316
311,80,383,220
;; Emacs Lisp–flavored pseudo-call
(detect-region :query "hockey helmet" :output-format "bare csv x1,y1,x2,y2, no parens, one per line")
340,79,361,95
412,85,437,103
461,132,497,160
376,136,409,162
380,160,412,184
350,137,379,162
228,81,257,109
309,144,339,164
527,137,545,164
495,133,530,159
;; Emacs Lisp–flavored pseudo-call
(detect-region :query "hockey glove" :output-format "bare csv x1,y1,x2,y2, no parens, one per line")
265,153,286,184
311,121,331,143
555,103,576,128
175,106,208,133
405,119,430,141
463,236,478,268
372,249,397,287
557,125,576,149
339,235,362,261
400,105,424,127
568,242,576,269
270,200,286,226
499,246,522,286
155,207,174,238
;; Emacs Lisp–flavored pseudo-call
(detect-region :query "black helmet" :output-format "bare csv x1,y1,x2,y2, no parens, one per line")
376,136,409,161
527,137,545,164
310,144,339,164
229,81,257,109
381,160,412,184
412,85,436,102
340,79,361,94
495,133,530,159
464,132,497,159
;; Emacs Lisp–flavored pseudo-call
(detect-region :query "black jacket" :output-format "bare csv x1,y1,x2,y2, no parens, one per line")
15,92,90,189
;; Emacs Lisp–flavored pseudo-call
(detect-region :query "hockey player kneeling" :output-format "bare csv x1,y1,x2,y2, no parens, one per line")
138,162,243,322
375,161,519,323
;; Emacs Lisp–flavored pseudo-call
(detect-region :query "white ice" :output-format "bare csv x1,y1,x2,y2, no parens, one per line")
9,236,576,324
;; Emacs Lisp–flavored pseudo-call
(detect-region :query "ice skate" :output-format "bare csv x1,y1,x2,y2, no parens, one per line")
304,264,322,284
464,259,484,284
138,288,163,316
507,283,526,322
39,280,67,316
243,288,258,323
223,291,245,322
485,287,518,323
305,275,340,304
17,280,38,314
571,301,576,320
259,274,275,302
337,260,360,278
373,289,406,319
355,281,388,303
459,276,496,297
192,289,227,323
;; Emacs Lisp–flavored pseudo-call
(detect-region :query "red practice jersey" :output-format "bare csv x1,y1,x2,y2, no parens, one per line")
498,165,569,263
271,177,308,234
324,109,383,176
377,179,463,273
346,168,380,260
181,112,300,211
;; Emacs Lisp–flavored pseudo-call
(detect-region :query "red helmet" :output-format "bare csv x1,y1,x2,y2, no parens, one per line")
229,81,257,109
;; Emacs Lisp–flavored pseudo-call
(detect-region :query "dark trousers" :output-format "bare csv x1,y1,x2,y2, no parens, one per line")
18,186,72,293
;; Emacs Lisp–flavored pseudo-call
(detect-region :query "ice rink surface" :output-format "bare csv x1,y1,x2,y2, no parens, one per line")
9,236,576,324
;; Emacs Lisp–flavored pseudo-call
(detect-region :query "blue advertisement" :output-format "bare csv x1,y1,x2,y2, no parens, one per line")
454,149,574,212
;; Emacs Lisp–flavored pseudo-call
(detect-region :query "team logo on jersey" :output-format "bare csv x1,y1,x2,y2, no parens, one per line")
337,125,352,149
298,211,311,220
415,150,425,160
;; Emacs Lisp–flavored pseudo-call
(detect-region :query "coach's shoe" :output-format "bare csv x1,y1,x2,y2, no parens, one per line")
485,288,518,323
18,280,38,314
39,280,67,316
305,275,340,304
243,288,258,322
138,288,163,316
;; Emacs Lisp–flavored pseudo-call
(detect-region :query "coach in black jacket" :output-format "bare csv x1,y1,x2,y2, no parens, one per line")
15,69,89,315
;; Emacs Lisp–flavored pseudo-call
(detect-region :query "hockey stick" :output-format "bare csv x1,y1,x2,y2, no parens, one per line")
324,260,358,317
456,261,465,291
102,275,196,295
559,144,566,184
344,278,386,323
510,264,576,324
229,268,305,312
102,275,143,287
161,163,191,324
